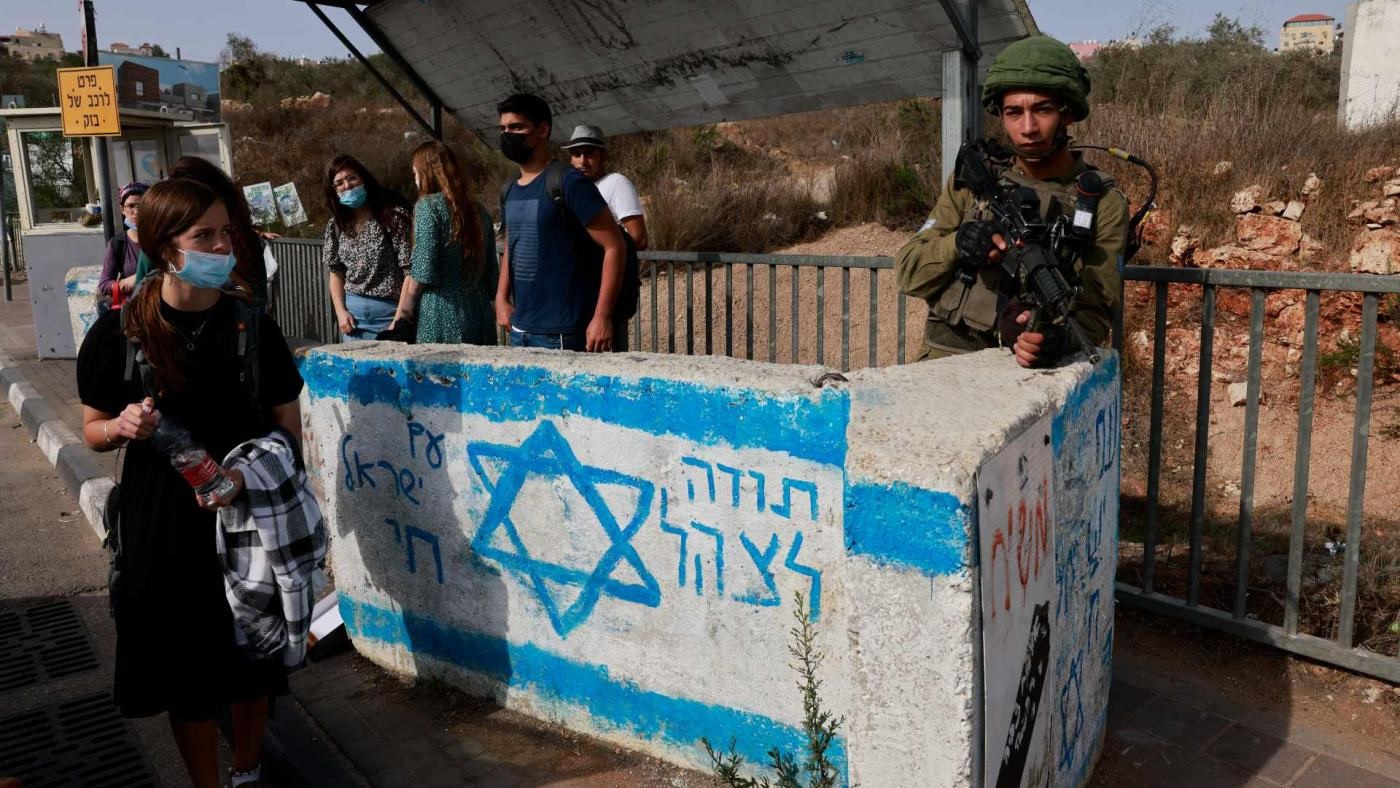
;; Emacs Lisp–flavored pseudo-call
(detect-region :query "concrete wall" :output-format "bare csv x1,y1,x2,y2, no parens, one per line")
65,265,101,348
301,344,1119,787
1340,0,1400,130
20,231,104,358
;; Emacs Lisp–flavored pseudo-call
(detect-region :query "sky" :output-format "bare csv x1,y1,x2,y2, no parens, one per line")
1,1,377,63
2,0,1354,63
1028,0,1350,46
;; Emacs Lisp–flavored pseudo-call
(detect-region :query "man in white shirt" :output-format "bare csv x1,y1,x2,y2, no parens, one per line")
562,125,649,250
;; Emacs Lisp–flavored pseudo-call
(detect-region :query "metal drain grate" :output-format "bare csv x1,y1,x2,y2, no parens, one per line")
0,692,157,787
0,599,99,692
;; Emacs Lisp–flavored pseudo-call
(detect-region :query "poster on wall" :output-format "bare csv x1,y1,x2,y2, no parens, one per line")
98,51,221,123
273,182,308,226
978,415,1055,788
243,182,277,226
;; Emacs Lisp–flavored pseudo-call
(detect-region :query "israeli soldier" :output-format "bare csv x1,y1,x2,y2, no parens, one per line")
896,35,1127,368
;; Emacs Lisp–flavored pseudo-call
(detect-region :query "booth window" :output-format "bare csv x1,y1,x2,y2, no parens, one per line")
22,131,97,226
178,132,221,167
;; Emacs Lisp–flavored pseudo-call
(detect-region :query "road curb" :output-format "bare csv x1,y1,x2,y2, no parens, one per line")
0,348,112,543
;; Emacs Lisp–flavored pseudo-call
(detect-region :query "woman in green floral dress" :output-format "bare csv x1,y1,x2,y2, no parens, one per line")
393,141,498,344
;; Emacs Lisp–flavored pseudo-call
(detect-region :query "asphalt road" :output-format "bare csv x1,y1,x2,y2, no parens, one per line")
0,403,198,787
0,411,108,598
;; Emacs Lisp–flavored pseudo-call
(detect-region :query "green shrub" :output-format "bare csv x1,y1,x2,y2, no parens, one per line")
702,593,843,788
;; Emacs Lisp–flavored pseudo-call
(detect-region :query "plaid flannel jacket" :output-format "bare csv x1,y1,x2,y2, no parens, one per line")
216,428,327,668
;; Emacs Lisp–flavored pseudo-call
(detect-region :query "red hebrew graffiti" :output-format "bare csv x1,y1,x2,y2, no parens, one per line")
992,479,1053,618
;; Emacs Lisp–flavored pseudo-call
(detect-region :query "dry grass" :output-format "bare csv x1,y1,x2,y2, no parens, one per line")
608,100,940,252
1080,44,1400,260
226,102,509,238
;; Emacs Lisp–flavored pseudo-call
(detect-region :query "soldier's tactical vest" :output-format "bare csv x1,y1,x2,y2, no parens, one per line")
928,164,1115,350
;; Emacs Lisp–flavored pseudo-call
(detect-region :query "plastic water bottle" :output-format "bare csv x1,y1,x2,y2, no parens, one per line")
149,412,237,507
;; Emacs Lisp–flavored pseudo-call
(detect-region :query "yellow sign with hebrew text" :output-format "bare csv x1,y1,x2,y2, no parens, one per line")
57,66,121,137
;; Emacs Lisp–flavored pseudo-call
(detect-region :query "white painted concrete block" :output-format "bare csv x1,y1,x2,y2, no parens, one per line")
301,343,1120,787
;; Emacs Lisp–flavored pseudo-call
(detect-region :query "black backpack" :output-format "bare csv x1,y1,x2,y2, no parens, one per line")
500,161,641,321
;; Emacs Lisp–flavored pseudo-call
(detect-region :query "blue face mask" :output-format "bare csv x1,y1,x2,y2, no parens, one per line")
338,184,368,208
123,217,137,231
172,248,236,290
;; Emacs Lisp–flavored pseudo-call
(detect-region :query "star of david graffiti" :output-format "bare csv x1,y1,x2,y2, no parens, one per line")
468,420,661,637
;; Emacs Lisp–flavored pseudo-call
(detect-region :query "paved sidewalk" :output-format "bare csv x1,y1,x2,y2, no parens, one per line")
4,285,1400,787
1099,656,1400,787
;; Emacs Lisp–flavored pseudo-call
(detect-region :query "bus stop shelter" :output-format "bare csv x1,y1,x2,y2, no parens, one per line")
295,0,1038,185
0,107,231,357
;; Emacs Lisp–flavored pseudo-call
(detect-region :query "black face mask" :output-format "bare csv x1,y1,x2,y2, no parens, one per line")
500,132,534,164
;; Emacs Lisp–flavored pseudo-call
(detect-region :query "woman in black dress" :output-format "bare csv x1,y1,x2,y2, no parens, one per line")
77,178,303,788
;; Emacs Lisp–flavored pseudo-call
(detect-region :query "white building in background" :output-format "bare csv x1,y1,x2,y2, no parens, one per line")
1279,13,1336,53
1340,0,1400,130
0,26,65,62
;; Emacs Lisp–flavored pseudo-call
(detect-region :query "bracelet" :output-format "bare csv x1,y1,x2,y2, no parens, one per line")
102,419,122,448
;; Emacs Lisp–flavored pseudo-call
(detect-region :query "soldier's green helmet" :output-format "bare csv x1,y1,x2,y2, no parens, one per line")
981,35,1091,121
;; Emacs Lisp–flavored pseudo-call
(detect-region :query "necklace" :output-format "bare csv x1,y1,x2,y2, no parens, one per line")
182,315,213,351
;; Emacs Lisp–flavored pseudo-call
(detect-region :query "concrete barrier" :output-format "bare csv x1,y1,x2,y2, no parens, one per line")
301,344,1119,787
65,265,102,348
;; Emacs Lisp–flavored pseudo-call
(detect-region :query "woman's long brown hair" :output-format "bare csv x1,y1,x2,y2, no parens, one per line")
410,141,484,273
129,177,248,395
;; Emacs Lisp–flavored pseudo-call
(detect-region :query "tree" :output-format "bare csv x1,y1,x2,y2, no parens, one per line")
219,33,269,100
150,43,169,58
219,33,259,68
1206,13,1264,48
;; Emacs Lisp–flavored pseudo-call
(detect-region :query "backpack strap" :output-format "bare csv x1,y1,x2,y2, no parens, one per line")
545,160,570,219
232,298,262,411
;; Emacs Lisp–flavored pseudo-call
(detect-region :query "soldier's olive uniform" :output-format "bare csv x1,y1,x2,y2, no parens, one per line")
898,33,1129,361
895,155,1127,360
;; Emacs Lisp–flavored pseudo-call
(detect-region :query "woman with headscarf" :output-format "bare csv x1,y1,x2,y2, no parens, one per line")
97,181,148,313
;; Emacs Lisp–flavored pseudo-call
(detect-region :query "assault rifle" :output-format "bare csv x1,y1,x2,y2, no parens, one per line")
953,140,1101,364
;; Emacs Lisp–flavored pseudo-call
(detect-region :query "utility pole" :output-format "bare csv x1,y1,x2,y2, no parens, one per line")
81,0,117,243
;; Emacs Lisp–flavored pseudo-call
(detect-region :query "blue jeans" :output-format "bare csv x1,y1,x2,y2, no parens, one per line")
509,328,587,351
342,292,398,342
508,320,631,351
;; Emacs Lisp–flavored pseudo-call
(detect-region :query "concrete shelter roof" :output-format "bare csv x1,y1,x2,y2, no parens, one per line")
347,0,1037,139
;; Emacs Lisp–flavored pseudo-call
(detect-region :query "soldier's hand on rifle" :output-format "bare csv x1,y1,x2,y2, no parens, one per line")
1012,310,1070,368
955,221,1008,268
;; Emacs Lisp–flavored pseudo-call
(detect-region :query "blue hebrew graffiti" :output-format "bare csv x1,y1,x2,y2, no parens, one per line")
376,460,423,505
770,478,819,521
749,470,767,512
658,490,689,587
1056,652,1086,772
784,532,822,621
735,533,782,607
682,457,716,502
384,518,443,584
691,521,725,597
405,526,445,584
406,421,445,469
341,434,377,491
467,421,661,638
716,463,743,507
662,459,825,619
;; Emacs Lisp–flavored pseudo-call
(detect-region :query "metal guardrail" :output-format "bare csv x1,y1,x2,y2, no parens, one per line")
267,236,1400,679
266,241,920,367
267,238,338,345
1118,264,1400,682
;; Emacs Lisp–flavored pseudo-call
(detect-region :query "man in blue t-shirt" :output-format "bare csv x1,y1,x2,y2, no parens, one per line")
494,94,627,352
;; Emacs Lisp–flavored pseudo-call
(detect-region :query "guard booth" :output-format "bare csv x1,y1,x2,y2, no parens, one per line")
0,106,231,358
